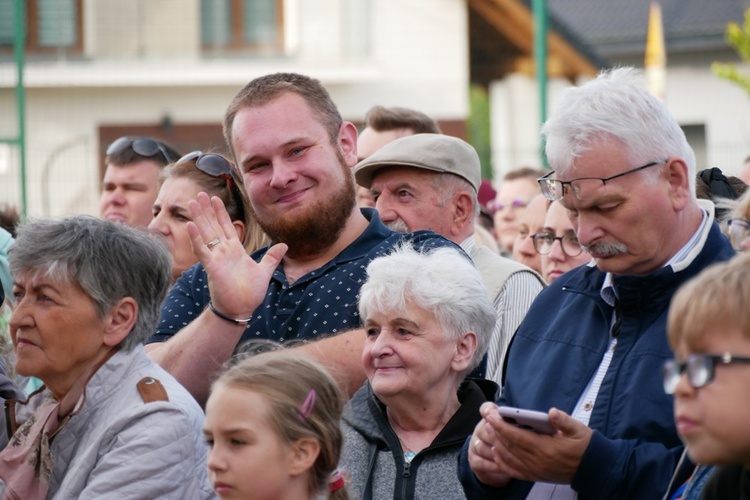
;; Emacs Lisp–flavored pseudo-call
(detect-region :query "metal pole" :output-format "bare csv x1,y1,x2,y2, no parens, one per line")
13,0,27,219
532,0,548,167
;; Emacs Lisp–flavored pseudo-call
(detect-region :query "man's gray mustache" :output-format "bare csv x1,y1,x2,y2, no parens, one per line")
582,241,628,256
385,220,410,233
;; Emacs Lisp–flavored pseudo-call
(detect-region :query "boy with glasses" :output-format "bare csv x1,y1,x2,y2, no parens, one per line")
664,253,750,499
99,136,180,228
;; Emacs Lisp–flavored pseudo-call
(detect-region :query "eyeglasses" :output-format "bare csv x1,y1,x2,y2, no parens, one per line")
727,218,750,251
178,151,246,221
662,353,750,394
532,231,583,257
106,136,173,164
489,199,528,213
538,160,667,202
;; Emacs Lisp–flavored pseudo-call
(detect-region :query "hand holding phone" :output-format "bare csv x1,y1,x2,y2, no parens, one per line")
497,406,556,435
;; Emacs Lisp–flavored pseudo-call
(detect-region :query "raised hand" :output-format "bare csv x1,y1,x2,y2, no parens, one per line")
186,192,287,319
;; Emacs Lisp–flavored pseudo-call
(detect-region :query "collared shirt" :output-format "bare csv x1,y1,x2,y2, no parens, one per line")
148,209,455,349
461,236,545,386
600,206,711,307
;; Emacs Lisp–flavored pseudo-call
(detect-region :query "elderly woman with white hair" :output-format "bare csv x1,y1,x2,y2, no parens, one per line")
339,244,497,499
0,216,213,499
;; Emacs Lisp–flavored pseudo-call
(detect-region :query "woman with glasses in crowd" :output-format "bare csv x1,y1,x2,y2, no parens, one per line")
149,151,268,282
534,200,592,283
511,194,549,275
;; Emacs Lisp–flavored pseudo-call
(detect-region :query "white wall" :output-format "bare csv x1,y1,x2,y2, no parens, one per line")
489,73,569,181
331,0,469,120
666,65,750,175
0,0,470,217
489,64,750,189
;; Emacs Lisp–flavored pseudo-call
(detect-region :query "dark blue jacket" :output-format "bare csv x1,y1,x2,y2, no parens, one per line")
459,221,734,499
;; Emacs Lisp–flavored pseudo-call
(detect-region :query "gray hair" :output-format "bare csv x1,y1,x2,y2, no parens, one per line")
542,67,696,196
9,215,171,351
431,174,480,218
358,244,495,373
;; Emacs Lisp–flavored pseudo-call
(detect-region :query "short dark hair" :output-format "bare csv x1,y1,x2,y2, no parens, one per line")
223,73,343,157
695,167,748,221
503,166,547,182
363,105,441,134
0,204,20,238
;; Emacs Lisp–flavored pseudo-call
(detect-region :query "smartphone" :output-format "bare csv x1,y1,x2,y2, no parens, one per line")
498,406,556,435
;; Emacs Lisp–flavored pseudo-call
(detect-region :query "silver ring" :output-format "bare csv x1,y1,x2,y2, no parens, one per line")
206,238,221,250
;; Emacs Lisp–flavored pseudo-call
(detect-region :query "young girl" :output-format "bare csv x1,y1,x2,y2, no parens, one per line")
204,353,349,500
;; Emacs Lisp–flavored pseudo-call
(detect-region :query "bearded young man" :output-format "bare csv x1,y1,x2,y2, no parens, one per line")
145,73,452,405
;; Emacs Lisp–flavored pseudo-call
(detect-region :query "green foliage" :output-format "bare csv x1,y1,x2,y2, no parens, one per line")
712,9,750,95
468,84,493,179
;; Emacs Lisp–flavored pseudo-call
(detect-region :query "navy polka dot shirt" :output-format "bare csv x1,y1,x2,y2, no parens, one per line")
147,209,456,349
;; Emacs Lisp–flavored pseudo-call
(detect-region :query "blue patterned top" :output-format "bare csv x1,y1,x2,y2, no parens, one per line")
147,209,456,349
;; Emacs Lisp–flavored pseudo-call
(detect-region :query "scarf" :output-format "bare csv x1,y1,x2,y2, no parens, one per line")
0,347,118,500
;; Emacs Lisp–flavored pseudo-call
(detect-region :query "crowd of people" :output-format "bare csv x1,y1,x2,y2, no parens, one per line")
0,66,748,499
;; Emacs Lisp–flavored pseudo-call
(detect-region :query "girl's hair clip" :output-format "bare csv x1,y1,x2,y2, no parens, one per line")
297,389,316,421
328,469,345,492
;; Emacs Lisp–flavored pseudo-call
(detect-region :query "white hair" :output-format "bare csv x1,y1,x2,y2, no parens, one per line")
542,67,696,195
358,244,495,373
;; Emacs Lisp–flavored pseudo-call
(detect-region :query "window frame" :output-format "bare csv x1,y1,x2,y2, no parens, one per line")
201,0,284,53
0,0,83,55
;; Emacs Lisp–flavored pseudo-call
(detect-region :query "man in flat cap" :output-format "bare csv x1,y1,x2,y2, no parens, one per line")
354,133,545,385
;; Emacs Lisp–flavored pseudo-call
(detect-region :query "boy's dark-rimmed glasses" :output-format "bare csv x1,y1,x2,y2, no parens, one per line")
662,352,750,394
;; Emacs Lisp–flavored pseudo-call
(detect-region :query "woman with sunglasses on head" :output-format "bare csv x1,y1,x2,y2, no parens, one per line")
535,200,593,283
149,151,268,282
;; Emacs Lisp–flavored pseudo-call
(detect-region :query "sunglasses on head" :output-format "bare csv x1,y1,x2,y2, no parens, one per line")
106,136,173,164
178,151,235,186
177,151,246,220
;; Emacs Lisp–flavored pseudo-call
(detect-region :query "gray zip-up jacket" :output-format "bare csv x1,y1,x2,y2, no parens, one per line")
340,379,496,500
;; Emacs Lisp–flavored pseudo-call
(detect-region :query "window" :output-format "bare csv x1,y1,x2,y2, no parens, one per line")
201,0,283,53
0,0,83,54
